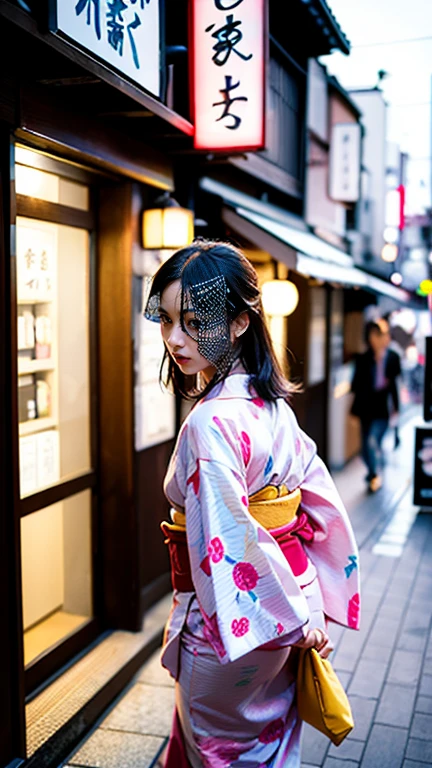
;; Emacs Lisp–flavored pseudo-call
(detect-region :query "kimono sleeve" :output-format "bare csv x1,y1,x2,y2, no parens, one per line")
184,419,309,663
296,427,361,632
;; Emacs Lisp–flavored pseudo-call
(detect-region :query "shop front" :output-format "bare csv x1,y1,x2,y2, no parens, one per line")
0,2,195,765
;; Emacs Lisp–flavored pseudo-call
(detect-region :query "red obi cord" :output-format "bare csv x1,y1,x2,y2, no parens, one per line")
269,512,315,576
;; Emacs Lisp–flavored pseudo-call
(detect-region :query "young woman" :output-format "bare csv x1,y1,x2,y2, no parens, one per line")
144,239,360,768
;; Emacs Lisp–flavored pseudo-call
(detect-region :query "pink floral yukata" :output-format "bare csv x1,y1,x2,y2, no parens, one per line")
161,373,360,768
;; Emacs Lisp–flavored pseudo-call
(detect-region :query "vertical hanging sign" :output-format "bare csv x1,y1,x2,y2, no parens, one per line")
329,123,361,203
191,0,266,151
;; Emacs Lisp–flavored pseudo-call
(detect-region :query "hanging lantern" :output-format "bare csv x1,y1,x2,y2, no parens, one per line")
261,280,299,317
383,226,399,244
381,243,398,263
142,193,194,249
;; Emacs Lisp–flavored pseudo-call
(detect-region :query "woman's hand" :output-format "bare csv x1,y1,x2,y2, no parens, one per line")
294,628,333,659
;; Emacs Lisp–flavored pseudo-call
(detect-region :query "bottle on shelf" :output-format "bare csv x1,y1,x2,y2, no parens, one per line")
17,308,35,362
35,311,52,360
36,378,51,418
18,375,37,423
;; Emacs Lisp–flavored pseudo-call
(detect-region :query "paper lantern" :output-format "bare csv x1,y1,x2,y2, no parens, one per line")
261,280,299,317
142,195,194,249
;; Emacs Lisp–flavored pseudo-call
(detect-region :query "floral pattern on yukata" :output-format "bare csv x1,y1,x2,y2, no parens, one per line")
162,373,360,667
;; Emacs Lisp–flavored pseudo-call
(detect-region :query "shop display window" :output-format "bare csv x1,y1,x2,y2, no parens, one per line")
14,146,97,680
21,490,93,666
16,216,91,496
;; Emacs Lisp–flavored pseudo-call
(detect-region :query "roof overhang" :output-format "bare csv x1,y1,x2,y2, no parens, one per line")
200,177,411,304
270,0,350,58
312,0,351,55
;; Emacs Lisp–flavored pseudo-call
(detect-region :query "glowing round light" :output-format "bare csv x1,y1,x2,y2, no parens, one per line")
419,279,432,295
390,272,403,286
383,226,399,244
261,280,299,317
394,309,416,334
410,248,425,262
381,243,398,263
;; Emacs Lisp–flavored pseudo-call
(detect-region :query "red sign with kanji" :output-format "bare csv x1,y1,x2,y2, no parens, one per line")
190,0,266,151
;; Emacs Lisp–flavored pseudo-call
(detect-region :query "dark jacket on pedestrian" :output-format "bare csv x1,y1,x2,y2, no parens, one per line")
351,348,401,423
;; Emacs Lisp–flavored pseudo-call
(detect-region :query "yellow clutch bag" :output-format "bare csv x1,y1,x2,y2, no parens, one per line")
296,648,354,746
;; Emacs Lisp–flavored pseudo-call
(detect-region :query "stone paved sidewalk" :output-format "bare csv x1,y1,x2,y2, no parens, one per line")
63,411,432,768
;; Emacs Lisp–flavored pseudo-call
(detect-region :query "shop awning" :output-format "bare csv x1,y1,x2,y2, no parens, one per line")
235,207,354,268
199,177,411,303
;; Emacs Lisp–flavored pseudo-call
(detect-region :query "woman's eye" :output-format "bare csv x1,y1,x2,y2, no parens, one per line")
160,315,171,326
187,318,200,330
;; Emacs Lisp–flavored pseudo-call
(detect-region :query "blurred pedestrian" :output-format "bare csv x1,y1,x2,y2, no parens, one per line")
144,239,360,767
351,318,402,493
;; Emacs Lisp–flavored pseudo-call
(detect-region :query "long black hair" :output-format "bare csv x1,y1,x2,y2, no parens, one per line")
146,238,298,402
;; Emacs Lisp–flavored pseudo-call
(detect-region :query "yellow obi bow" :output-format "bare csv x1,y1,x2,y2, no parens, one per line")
169,484,301,533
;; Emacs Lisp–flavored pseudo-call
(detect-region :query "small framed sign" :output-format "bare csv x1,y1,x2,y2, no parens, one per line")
49,0,161,98
16,218,57,303
413,427,432,507
133,275,176,451
190,0,266,151
329,123,361,203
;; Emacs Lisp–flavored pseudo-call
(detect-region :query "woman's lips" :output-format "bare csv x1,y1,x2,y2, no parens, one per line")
174,355,190,364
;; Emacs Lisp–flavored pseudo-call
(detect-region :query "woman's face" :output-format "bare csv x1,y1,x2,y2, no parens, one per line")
158,279,217,381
